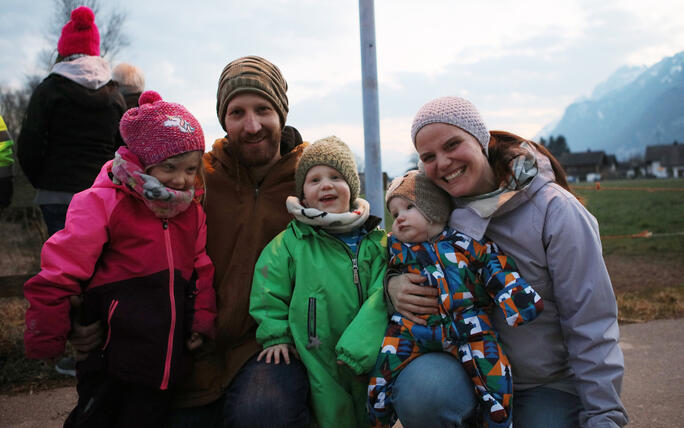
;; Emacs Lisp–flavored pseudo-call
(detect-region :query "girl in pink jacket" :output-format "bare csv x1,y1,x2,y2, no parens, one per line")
24,91,216,427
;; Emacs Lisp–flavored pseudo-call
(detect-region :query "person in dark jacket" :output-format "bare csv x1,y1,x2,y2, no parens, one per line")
112,62,145,110
17,6,126,236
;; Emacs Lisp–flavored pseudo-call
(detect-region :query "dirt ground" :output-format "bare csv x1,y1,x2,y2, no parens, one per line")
604,254,684,292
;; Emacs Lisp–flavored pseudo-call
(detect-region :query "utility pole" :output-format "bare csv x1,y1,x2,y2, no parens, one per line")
358,0,384,226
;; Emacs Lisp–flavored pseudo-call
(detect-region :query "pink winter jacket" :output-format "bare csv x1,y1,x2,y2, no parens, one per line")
24,159,216,390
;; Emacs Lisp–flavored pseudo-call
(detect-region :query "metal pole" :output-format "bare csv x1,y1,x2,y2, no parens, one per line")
358,0,384,227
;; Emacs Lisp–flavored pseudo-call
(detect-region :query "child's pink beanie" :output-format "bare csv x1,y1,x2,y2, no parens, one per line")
119,91,205,167
57,6,100,57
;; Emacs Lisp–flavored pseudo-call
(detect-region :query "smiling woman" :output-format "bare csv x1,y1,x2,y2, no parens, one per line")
385,96,628,428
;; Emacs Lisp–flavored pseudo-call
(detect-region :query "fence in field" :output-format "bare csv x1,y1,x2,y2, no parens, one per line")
571,183,684,192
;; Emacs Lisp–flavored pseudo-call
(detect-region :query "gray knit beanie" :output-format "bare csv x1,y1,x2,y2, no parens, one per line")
411,96,490,155
216,56,289,131
386,170,451,225
295,136,360,206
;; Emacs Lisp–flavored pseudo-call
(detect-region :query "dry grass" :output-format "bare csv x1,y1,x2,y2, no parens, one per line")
0,297,75,394
616,286,684,324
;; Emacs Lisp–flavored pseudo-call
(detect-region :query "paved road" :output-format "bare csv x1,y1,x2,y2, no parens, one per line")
1,319,682,427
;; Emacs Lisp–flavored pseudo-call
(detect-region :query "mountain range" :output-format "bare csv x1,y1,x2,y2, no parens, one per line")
539,50,684,160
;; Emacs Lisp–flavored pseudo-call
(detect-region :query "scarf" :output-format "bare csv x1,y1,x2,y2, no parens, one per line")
111,151,195,219
286,196,371,234
454,142,539,218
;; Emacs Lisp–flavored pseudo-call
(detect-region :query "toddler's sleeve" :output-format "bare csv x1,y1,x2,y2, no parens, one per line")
480,238,544,326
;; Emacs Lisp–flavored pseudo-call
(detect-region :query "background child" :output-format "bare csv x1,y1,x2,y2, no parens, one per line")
368,170,544,428
23,91,217,427
249,136,388,428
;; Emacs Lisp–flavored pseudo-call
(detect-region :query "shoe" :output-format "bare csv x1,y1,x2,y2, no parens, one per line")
55,356,77,377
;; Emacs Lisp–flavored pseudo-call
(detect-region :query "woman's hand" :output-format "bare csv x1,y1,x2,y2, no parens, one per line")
257,344,299,365
67,295,104,361
387,273,439,325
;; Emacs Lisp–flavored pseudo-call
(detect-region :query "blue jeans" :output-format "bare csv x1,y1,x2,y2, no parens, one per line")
392,353,476,428
168,354,310,428
514,386,581,428
39,203,69,236
393,353,582,428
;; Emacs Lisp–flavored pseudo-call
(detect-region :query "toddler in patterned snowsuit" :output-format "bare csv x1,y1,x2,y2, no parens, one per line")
367,170,544,428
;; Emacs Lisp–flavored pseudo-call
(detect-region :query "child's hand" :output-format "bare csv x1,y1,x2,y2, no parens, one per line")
186,332,203,351
257,344,299,365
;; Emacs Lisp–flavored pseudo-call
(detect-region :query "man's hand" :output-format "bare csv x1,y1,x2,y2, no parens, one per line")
387,273,439,325
67,295,104,361
257,344,299,365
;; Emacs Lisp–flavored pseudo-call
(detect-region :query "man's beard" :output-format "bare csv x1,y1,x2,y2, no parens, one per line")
233,129,281,167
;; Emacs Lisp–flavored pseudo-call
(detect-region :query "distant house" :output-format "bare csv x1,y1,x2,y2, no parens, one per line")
558,150,617,182
645,142,684,178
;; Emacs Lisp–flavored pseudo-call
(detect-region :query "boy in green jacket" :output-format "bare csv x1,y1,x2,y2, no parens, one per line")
250,136,388,428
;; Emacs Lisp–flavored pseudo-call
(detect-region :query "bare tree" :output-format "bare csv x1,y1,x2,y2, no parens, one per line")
0,76,41,136
38,0,130,73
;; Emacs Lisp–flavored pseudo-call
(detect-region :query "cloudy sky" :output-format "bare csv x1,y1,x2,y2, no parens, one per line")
2,0,683,176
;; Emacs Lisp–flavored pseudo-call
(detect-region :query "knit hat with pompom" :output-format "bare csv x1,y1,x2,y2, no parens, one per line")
57,6,100,57
119,91,205,167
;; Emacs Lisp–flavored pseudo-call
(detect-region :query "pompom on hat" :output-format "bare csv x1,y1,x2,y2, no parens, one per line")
411,96,491,155
119,91,205,167
57,6,100,57
216,56,289,131
386,170,451,225
295,136,360,206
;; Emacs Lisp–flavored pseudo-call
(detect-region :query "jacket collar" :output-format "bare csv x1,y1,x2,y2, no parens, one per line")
291,215,382,239
210,125,305,183
448,144,555,240
51,56,112,90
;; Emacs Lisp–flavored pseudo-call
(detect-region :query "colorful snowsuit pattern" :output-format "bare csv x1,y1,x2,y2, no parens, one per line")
250,218,388,428
368,228,543,428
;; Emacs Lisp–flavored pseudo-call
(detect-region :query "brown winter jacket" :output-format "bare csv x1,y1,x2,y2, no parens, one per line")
173,126,306,407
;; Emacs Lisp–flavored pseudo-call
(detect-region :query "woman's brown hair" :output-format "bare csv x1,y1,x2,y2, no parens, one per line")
487,130,571,192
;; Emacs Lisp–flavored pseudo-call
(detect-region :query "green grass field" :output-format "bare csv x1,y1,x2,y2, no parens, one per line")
572,178,684,256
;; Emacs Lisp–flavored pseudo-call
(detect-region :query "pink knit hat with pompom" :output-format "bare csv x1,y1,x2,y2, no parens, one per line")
57,6,100,57
119,91,205,167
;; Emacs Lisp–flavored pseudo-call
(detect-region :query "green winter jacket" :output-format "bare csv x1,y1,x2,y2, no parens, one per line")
250,217,388,428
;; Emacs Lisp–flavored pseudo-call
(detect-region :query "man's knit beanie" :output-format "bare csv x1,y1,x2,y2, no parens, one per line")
119,91,205,168
386,170,451,225
57,6,100,57
295,136,360,205
216,56,289,131
411,96,491,155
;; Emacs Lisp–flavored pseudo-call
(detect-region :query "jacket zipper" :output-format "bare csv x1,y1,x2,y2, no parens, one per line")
306,297,321,349
161,219,176,390
324,231,365,308
101,299,119,350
